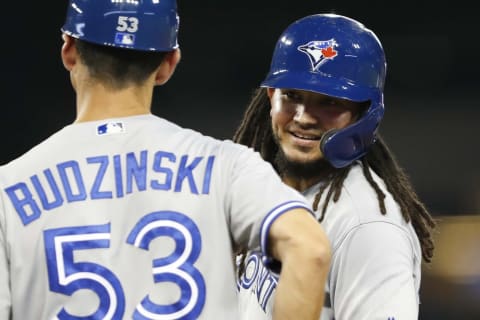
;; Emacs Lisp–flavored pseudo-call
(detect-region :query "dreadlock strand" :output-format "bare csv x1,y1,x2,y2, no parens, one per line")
333,167,351,202
313,182,330,221
321,185,335,222
361,158,387,214
312,191,322,212
366,136,436,262
233,88,269,146
367,140,413,222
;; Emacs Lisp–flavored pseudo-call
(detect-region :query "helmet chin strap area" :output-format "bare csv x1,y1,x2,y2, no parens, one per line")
320,101,384,168
320,128,364,169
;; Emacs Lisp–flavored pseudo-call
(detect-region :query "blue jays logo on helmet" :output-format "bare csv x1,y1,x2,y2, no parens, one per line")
261,14,387,168
297,39,338,72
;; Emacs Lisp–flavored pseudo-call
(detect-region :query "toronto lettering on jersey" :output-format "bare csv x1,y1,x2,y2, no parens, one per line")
4,149,215,226
239,252,278,312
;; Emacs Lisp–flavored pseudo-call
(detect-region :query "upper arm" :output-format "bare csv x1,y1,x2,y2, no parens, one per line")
267,207,331,265
266,208,331,320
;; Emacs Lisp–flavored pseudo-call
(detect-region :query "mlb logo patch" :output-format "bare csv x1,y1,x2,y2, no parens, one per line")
115,32,135,46
97,122,125,136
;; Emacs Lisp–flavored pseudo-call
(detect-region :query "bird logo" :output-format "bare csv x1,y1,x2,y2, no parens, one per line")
297,39,338,72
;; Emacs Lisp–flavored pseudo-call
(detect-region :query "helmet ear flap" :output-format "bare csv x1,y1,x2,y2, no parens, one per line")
320,102,384,168
319,128,338,159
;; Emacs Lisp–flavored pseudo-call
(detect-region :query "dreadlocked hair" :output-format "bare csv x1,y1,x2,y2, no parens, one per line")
233,88,277,162
364,137,436,262
233,87,436,263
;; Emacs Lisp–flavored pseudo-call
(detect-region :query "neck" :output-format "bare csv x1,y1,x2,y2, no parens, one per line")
74,82,154,123
282,175,325,193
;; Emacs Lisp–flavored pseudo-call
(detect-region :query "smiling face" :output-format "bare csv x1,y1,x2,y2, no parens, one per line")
269,87,364,166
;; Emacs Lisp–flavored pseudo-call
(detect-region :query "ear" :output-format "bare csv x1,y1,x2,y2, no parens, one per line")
266,87,275,99
60,34,77,71
154,48,181,85
267,88,276,116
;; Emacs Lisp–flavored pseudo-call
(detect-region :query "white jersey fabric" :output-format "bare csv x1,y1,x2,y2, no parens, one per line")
238,162,422,320
0,114,311,320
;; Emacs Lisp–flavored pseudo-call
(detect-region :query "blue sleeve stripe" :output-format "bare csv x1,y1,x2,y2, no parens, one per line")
260,201,312,257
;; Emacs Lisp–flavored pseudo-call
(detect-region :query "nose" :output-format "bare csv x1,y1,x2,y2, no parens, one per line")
293,104,317,124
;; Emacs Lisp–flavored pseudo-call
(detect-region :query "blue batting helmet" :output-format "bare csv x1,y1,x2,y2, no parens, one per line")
262,14,386,168
61,0,179,52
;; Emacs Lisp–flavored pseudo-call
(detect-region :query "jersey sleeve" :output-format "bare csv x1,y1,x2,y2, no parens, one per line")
331,222,420,320
225,145,311,259
0,183,11,318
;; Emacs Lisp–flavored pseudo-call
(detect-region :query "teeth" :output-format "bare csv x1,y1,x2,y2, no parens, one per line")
293,133,318,140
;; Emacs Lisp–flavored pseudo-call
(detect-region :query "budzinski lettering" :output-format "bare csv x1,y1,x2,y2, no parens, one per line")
5,149,215,226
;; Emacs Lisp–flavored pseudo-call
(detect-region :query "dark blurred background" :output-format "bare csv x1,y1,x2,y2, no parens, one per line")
2,1,479,319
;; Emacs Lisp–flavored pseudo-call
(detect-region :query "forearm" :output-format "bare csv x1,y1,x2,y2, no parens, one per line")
267,208,331,320
272,248,329,320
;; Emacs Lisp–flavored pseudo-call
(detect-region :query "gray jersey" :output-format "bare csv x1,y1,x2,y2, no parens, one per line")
0,114,310,320
238,162,422,320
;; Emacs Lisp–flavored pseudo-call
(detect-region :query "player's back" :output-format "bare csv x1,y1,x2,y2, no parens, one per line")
0,114,300,319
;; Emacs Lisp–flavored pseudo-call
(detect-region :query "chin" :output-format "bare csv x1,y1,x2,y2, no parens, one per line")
274,148,330,178
288,150,323,164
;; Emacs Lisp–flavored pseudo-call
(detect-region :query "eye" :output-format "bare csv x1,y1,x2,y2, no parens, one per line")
283,90,302,102
324,98,338,106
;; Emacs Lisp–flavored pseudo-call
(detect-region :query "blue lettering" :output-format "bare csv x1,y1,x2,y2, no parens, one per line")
87,156,113,199
113,155,124,198
240,252,277,313
4,150,218,226
240,254,260,289
57,161,87,202
202,156,215,194
257,269,276,310
4,183,41,225
126,150,147,194
30,170,63,210
175,156,202,194
151,151,175,190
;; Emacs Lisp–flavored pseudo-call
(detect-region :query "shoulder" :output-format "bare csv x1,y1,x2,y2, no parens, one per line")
315,163,417,251
152,120,277,184
134,115,257,158
333,162,407,225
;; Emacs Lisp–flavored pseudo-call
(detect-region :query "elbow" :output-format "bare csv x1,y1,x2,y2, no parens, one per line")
287,230,331,270
310,235,332,268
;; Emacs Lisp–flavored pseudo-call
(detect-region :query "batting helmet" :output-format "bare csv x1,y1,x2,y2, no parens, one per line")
61,0,179,52
262,14,386,168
